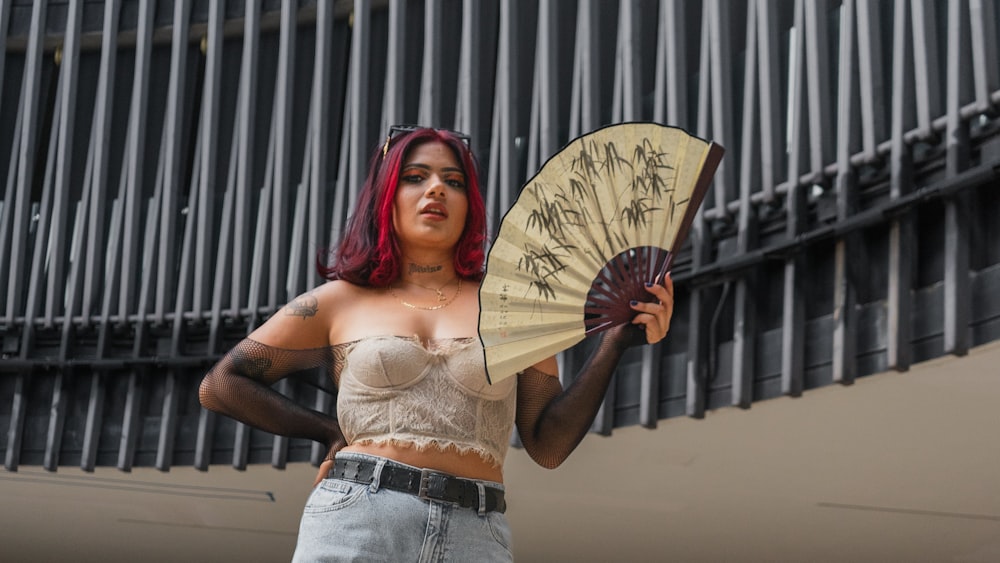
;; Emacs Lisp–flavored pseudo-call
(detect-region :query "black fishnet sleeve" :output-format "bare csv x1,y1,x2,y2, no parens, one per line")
199,338,346,460
515,325,645,469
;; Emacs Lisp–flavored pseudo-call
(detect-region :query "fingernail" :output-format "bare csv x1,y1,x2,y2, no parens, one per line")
630,299,638,305
644,281,653,287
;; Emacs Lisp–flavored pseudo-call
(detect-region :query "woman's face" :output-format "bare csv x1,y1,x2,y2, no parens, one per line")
391,141,469,253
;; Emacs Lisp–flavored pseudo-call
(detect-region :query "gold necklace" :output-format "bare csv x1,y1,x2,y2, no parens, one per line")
402,278,457,302
389,278,463,310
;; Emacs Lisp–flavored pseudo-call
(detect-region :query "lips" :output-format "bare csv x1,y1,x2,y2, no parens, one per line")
420,203,448,218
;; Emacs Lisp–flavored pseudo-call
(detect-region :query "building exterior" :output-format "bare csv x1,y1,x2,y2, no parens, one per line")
2,0,999,477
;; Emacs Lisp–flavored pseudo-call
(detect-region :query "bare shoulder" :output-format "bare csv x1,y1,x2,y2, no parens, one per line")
248,281,360,349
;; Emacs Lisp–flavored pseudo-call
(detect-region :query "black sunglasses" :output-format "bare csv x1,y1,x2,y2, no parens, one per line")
381,124,472,159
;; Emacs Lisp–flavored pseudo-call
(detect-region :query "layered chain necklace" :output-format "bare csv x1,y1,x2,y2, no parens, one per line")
388,278,463,311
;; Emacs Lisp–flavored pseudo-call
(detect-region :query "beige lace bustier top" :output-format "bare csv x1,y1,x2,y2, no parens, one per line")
334,335,517,467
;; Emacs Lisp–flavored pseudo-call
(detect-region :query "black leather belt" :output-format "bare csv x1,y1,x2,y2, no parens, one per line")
330,457,506,514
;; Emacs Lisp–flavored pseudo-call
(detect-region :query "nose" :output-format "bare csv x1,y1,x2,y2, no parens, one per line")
425,175,446,198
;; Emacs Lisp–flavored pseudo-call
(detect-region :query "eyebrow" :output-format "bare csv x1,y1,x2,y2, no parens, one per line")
401,163,466,175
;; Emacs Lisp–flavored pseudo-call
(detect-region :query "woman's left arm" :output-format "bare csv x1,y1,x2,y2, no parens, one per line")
515,277,674,469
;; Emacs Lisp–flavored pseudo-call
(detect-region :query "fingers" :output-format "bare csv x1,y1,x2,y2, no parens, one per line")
628,274,675,344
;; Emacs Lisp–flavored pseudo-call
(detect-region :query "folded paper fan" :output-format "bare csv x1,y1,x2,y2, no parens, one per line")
478,122,724,383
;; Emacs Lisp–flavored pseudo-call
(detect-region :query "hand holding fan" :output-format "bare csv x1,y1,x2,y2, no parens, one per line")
478,122,724,383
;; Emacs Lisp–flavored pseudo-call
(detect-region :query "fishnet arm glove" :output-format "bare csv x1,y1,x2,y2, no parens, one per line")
515,325,644,469
199,338,346,459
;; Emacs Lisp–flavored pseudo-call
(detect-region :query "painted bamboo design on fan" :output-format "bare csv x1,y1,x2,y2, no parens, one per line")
520,135,679,304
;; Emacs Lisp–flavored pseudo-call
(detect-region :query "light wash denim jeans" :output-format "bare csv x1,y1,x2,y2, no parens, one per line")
291,452,513,562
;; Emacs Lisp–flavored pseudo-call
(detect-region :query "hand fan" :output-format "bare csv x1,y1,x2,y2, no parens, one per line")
478,122,724,383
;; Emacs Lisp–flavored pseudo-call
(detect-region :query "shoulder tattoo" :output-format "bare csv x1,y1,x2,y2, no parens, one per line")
284,294,319,319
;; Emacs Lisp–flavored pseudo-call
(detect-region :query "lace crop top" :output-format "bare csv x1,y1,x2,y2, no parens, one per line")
335,335,517,467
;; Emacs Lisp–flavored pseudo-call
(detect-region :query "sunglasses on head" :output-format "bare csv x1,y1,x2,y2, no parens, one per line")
381,124,472,159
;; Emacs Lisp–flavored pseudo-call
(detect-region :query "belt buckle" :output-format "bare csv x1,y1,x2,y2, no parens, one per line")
417,468,452,503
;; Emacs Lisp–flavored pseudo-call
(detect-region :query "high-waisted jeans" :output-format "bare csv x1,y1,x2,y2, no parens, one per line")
291,452,513,562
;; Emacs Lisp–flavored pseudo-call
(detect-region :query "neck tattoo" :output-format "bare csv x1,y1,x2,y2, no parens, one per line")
408,263,443,275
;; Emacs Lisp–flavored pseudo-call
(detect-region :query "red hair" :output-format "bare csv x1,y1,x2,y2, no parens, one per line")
319,128,486,286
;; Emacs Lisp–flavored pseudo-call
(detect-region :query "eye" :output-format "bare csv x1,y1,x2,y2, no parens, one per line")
401,173,425,184
446,178,467,190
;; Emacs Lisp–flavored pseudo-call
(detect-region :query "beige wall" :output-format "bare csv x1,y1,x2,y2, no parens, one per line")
2,340,998,562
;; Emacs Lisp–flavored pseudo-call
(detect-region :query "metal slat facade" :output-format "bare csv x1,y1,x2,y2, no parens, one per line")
1,0,999,472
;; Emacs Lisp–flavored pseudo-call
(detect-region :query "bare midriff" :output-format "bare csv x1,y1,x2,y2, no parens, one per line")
341,441,504,483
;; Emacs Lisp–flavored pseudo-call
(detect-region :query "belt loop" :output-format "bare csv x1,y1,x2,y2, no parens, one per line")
370,457,387,493
476,482,487,516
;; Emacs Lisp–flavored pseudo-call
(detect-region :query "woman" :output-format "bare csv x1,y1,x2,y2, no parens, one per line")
199,126,673,561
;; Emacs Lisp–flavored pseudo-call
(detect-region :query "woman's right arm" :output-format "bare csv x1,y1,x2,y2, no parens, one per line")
198,284,347,458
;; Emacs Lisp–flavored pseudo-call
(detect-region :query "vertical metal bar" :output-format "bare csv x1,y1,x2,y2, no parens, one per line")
155,0,192,324
686,8,714,419
286,178,310,297
566,0,599,140
944,0,973,356
910,0,941,135
832,237,858,384
155,372,179,471
526,0,558,175
732,1,759,409
419,0,443,125
61,198,87,357
117,371,143,472
133,191,162,364
3,0,47,324
591,365,614,436
271,379,292,468
310,371,333,464
381,0,407,129
118,0,155,323
61,0,120,352
887,0,915,372
802,0,833,173
22,85,62,355
330,92,352,244
4,373,27,471
194,0,225,315
44,372,69,471
210,141,240,352
44,0,84,330
786,1,806,193
638,343,663,428
0,0,10,110
310,0,333,288
268,0,297,309
832,0,860,386
231,0,260,315
454,0,481,151
97,183,126,355
195,407,217,471
756,0,783,201
0,103,23,314
707,0,734,216
654,0,687,127
856,0,886,158
486,0,519,226
612,0,641,122
786,0,810,391
347,0,371,213
969,0,999,112
80,372,105,471
232,421,251,470
81,0,122,329
172,132,203,350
